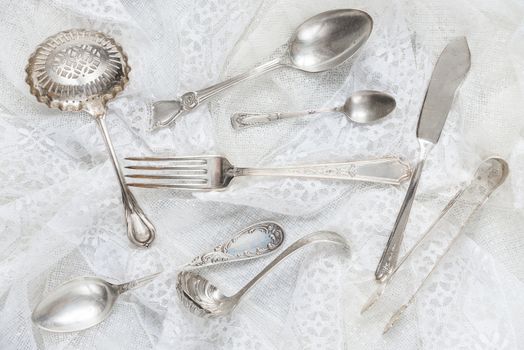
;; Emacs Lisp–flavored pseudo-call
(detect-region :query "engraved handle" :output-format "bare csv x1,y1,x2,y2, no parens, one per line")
375,141,434,281
117,271,162,294
231,107,336,130
151,58,283,129
233,231,349,300
235,157,411,185
375,159,424,280
95,116,156,247
181,222,285,269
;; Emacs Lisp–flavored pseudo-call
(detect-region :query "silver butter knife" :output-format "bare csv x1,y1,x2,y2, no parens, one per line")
375,37,472,281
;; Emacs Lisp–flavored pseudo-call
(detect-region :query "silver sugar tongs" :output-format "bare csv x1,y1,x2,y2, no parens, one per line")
361,157,509,333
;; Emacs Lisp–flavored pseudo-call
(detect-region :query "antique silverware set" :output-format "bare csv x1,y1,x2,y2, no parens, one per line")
25,8,509,335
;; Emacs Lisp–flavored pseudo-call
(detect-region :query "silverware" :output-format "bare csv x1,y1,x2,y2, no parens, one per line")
176,231,349,317
181,222,285,269
150,9,373,130
382,157,508,334
375,37,472,281
32,271,162,332
231,90,396,130
26,29,156,248
124,156,411,189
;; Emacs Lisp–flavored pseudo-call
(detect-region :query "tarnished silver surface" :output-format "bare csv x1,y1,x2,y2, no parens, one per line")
26,29,156,247
375,37,471,281
182,222,284,269
31,272,161,332
151,9,373,129
231,90,396,129
124,155,411,190
176,231,349,317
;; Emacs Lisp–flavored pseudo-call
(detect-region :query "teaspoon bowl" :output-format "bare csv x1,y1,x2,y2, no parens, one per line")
343,90,396,123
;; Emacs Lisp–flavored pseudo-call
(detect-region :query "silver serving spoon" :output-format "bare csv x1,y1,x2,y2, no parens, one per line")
151,9,373,130
176,231,349,317
26,29,155,248
32,271,161,332
180,221,285,269
230,90,396,129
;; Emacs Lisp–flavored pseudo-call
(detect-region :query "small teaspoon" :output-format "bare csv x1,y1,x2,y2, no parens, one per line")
231,90,396,129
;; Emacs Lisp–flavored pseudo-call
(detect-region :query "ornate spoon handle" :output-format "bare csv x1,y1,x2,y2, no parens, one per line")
234,157,411,185
116,271,163,294
95,115,156,247
151,59,283,129
231,107,337,129
180,222,285,269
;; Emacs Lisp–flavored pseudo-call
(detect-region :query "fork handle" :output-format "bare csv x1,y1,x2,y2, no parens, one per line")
235,157,411,185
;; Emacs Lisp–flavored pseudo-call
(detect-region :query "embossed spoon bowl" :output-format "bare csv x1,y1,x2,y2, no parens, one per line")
231,90,396,129
176,231,349,317
181,221,285,269
32,271,161,332
26,29,155,247
151,9,373,129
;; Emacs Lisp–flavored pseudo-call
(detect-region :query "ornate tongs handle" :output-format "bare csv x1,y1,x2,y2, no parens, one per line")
360,157,509,333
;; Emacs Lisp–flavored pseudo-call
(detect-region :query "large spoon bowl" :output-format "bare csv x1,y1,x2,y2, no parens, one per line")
289,9,373,72
151,9,373,129
32,277,120,332
32,272,161,333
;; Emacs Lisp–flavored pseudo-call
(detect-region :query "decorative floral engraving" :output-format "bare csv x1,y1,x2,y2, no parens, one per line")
181,92,198,110
186,222,284,268
286,164,358,178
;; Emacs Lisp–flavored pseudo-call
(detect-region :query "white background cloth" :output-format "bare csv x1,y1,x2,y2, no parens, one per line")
1,0,523,349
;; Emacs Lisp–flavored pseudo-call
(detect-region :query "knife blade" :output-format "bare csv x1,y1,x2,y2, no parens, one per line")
375,37,471,282
417,37,471,143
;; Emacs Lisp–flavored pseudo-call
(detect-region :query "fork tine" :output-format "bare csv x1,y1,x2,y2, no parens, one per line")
125,157,207,163
125,165,207,172
125,174,207,180
127,183,209,189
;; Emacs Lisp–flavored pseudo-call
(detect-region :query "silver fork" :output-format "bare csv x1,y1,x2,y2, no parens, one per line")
124,156,411,190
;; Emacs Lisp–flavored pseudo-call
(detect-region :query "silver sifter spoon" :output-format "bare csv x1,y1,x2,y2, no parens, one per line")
176,231,349,317
230,90,396,129
32,271,162,332
151,9,373,129
26,29,155,247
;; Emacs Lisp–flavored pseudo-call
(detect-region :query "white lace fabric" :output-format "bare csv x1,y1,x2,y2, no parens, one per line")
1,0,524,349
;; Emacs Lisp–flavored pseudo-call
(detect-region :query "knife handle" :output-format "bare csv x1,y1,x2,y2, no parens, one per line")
375,158,425,281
